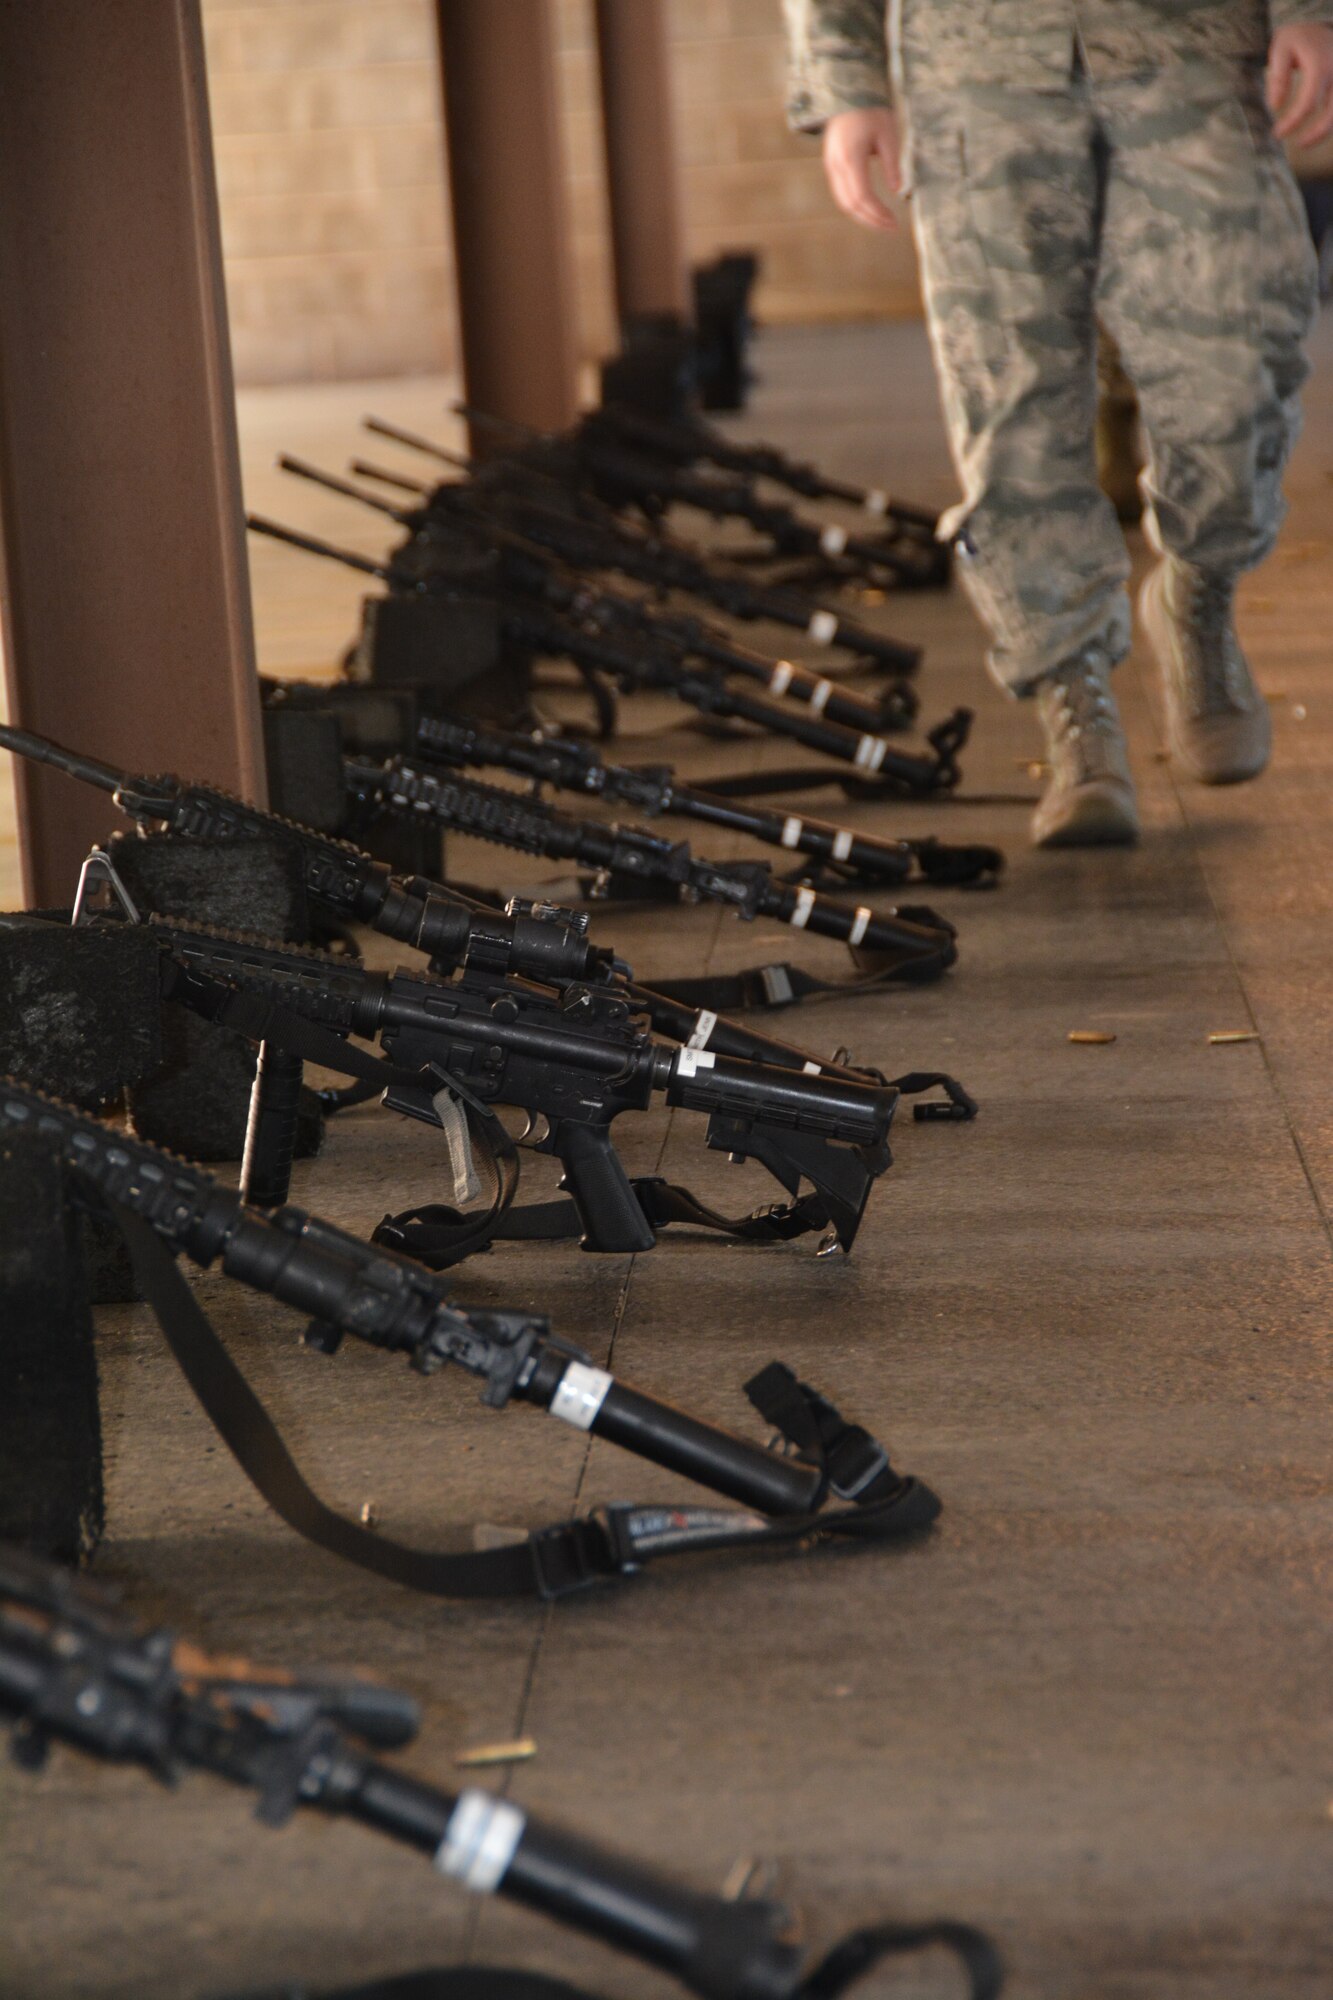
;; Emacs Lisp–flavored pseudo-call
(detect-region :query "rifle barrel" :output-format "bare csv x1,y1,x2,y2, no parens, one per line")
0,724,124,796
245,513,399,584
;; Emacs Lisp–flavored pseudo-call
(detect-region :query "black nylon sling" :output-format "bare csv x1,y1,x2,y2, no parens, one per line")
101,1210,938,1604
225,1915,1005,1999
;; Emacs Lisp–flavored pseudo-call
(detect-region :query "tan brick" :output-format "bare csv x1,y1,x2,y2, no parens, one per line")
363,125,447,193
554,0,595,56
221,181,446,260
667,0,730,41
670,34,786,105
727,101,812,163
211,0,923,388
229,319,340,387
720,0,786,40
683,157,830,229
214,128,376,201
329,312,453,381
299,63,440,130
205,2,433,76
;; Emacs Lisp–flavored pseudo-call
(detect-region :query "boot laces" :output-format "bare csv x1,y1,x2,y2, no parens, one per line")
1169,568,1247,710
1047,657,1122,780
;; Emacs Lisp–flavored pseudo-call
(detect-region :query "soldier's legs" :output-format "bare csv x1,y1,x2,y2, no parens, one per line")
904,81,1140,845
1097,65,1316,579
1096,64,1318,782
904,82,1133,697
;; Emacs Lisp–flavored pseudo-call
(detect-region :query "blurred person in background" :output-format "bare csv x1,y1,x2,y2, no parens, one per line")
784,2,1333,847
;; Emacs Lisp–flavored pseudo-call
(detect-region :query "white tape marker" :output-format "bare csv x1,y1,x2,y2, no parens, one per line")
819,524,849,557
802,1061,822,1076
550,1361,614,1432
768,660,795,696
436,1793,526,1894
832,829,854,861
808,610,839,646
780,816,804,849
848,908,872,947
675,1046,718,1078
687,1009,718,1050
864,489,890,517
790,886,816,931
808,678,834,714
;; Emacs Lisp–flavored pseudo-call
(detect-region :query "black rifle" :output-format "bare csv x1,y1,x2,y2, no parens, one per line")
358,417,921,676
113,914,904,1258
0,723,902,1087
249,509,944,779
409,712,1003,890
3,1081,939,1598
280,450,921,736
514,398,942,537
342,758,959,986
0,1548,1004,1999
491,423,948,592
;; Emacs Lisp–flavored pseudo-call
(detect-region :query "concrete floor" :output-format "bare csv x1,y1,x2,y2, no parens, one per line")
2,318,1332,1999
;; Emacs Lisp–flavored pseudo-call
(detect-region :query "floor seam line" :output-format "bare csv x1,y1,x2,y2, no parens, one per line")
1156,725,1333,1254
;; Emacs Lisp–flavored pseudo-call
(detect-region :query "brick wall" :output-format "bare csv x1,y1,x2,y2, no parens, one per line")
664,0,920,326
204,0,920,388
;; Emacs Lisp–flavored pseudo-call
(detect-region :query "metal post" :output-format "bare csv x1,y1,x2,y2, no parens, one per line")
436,0,580,452
594,0,690,326
0,0,266,908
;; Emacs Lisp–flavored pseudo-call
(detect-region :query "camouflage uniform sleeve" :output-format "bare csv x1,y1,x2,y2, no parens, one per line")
1268,1,1333,27
782,0,892,133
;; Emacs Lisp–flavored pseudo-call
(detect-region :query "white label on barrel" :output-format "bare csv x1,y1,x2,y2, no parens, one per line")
864,489,890,516
808,679,834,713
808,610,838,645
833,830,854,861
550,1362,614,1432
768,660,795,695
781,816,803,848
849,908,872,947
675,1047,718,1078
436,1792,526,1894
790,886,816,930
803,1061,822,1075
687,1009,719,1050
819,524,848,556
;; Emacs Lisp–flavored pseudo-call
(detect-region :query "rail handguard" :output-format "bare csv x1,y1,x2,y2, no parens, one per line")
0,1549,1003,1999
344,759,958,987
2,1081,940,1601
410,711,1001,889
0,723,916,1087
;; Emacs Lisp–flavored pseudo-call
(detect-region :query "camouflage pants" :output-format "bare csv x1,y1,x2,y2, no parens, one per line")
903,63,1319,694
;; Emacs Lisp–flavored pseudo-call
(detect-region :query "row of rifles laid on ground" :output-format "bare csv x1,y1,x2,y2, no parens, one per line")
0,385,1008,1999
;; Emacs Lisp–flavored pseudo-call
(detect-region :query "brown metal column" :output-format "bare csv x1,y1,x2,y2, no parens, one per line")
0,0,264,908
594,0,690,325
436,0,580,450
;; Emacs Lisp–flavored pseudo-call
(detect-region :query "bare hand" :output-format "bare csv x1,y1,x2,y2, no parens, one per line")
1268,23,1333,147
822,108,902,233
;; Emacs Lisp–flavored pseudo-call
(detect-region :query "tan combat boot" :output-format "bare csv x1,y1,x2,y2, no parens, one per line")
1031,647,1140,849
1139,557,1271,785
